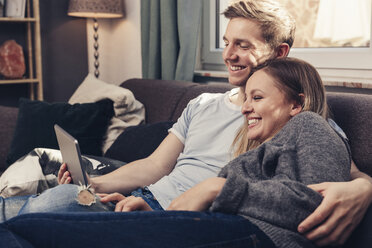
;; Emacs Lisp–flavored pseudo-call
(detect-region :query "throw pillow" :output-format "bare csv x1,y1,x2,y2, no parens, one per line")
6,98,114,165
104,121,175,163
68,74,145,154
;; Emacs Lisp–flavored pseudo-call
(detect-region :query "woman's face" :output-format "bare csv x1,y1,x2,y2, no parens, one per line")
241,70,299,143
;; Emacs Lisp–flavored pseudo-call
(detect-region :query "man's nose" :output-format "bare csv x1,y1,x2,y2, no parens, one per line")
223,45,238,61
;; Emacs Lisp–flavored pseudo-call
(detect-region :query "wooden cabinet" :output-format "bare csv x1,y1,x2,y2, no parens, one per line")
0,0,43,100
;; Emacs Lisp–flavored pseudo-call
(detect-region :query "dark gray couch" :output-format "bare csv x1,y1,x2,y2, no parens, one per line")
0,78,371,247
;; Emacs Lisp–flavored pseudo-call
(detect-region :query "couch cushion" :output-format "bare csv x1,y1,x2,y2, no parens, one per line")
0,106,18,172
121,78,196,124
104,121,175,163
6,98,114,166
327,92,372,176
171,82,234,122
344,204,372,248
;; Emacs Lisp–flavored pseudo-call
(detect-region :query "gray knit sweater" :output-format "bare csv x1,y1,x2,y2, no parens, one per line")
210,111,351,248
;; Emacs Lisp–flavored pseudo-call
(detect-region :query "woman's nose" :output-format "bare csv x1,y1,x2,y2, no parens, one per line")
241,100,253,115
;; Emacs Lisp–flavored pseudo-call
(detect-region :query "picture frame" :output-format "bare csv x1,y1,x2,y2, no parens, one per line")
5,0,26,18
0,0,4,17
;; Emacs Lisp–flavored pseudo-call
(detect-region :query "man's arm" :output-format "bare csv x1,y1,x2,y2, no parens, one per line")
59,133,184,195
298,160,372,246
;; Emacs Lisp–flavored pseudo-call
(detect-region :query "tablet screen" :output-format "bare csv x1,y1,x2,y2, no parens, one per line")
54,124,88,186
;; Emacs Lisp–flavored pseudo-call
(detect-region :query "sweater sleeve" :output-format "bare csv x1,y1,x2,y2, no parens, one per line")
210,112,351,231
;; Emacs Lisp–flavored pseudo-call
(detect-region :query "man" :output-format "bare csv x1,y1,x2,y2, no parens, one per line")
12,0,372,246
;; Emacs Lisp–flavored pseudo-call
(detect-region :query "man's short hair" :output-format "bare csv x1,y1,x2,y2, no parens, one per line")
223,0,296,50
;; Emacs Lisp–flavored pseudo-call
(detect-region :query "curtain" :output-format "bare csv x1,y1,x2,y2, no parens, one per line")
141,0,202,81
314,0,371,46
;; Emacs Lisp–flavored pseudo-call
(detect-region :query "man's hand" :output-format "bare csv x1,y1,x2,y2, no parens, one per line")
58,163,72,184
99,193,153,212
167,177,226,211
298,179,372,246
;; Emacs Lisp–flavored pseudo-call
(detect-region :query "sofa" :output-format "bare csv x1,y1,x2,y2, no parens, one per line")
0,78,371,247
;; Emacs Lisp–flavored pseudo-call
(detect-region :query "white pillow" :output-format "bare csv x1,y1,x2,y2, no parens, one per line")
69,74,145,153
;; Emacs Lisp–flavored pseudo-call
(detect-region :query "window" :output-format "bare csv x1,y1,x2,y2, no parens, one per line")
199,0,372,84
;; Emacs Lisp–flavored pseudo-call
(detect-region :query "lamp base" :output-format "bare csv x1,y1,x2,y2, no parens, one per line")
93,18,99,78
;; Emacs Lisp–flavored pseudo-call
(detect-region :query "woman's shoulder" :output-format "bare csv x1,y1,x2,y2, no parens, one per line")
271,111,330,144
287,111,329,131
292,111,324,123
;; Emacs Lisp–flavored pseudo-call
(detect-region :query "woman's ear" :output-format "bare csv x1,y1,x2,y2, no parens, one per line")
290,93,305,117
276,43,290,58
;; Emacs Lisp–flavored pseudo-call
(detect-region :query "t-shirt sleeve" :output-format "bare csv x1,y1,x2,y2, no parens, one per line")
168,94,204,144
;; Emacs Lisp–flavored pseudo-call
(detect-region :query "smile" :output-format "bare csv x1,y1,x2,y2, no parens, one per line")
248,119,259,125
230,65,246,71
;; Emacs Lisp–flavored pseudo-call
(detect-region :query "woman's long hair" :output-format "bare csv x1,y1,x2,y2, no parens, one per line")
232,57,329,157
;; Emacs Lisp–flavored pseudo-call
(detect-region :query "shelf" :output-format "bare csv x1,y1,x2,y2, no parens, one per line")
0,17,36,22
0,0,43,100
0,79,40,85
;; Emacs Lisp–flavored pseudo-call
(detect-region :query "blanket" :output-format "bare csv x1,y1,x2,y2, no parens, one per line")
0,148,124,198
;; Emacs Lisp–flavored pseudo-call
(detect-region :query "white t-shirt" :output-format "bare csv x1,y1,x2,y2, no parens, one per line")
148,88,244,209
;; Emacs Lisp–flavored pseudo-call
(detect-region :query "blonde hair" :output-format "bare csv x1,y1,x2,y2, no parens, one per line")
223,0,296,50
232,57,329,157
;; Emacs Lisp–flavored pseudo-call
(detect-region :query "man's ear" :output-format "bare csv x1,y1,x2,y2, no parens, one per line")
276,43,290,58
290,93,305,117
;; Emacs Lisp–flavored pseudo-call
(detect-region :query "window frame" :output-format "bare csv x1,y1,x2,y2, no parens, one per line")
199,0,372,85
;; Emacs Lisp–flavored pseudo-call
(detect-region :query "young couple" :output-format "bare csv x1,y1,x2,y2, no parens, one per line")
1,0,372,247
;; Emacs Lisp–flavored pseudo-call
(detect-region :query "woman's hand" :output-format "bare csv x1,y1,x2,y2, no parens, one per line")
58,163,71,184
298,178,372,246
98,192,153,212
167,177,226,211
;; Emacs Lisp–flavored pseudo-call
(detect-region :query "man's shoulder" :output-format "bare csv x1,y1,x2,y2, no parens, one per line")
191,90,230,105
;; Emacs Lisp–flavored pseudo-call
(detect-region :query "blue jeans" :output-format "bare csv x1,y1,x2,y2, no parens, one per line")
1,211,275,248
0,184,275,248
0,184,162,221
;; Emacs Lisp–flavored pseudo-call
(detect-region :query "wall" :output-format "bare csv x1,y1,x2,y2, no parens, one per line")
86,0,142,86
40,0,88,102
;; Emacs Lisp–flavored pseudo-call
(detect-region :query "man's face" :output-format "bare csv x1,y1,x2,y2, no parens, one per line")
223,17,275,87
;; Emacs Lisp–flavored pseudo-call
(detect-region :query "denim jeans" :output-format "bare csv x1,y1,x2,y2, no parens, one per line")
130,187,163,210
0,184,161,222
1,211,275,248
0,184,276,248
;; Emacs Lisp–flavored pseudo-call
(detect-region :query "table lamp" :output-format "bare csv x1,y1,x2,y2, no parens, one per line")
68,0,124,78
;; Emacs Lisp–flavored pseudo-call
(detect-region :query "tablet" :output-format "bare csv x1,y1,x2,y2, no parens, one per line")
54,124,88,186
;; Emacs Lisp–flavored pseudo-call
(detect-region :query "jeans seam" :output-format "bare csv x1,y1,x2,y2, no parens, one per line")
7,213,249,224
187,235,260,248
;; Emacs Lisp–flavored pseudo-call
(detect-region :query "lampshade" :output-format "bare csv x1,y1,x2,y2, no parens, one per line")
68,0,124,18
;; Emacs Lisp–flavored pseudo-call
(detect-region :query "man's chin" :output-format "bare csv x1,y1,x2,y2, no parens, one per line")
228,77,248,87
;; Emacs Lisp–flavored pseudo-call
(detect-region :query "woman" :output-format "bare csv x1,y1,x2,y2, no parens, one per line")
8,58,350,248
